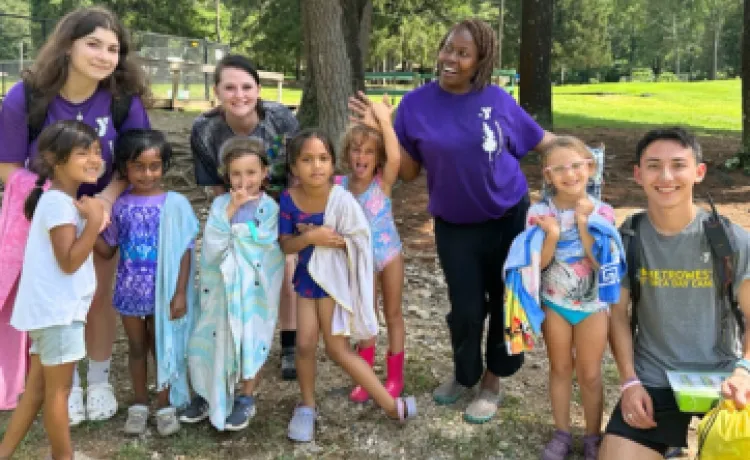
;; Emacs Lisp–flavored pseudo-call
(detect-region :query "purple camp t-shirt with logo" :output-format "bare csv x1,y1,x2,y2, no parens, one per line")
0,81,150,196
394,82,544,224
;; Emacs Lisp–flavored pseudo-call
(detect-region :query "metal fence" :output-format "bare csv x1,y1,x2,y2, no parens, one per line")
0,15,230,101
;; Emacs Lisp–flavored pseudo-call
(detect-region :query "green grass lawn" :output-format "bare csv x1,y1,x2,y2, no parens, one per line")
2,78,742,132
553,79,742,132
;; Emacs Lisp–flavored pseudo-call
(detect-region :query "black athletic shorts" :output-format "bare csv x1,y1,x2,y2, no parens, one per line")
605,387,695,456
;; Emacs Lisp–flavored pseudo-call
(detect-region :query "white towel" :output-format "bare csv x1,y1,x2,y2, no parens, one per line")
308,185,377,341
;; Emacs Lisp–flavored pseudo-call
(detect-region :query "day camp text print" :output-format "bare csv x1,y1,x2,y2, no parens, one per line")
639,268,713,289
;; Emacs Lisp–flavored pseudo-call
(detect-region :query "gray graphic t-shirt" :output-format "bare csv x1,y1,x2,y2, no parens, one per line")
623,208,750,387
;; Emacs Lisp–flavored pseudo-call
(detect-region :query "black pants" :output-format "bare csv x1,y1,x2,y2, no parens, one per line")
434,196,529,387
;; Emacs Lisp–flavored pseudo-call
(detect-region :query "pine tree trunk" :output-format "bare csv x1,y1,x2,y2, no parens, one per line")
215,0,222,42
498,0,505,68
297,0,353,141
741,0,750,160
519,0,553,129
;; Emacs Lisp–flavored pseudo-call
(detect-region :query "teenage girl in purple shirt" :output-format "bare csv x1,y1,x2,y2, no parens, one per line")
0,7,150,424
351,18,556,424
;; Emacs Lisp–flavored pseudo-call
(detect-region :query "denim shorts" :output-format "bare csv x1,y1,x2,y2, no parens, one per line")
29,322,86,366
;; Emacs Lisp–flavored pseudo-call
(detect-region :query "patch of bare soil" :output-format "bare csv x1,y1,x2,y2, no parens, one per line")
1,111,744,459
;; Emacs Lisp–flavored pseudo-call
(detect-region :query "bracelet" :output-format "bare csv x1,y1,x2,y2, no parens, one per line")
735,358,750,373
94,194,113,206
620,377,642,393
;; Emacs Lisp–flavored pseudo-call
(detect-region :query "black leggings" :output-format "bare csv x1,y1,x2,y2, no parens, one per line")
434,196,529,387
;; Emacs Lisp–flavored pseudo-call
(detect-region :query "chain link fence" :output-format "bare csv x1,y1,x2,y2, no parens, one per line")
0,14,229,101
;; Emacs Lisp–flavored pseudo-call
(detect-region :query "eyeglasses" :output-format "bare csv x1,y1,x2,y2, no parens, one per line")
544,159,593,175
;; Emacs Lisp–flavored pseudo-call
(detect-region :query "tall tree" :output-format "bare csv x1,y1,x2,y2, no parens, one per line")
297,0,353,140
520,0,553,129
742,0,749,159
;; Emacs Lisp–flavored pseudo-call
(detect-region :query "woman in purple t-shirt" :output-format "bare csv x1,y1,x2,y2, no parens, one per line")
353,19,555,424
0,7,150,421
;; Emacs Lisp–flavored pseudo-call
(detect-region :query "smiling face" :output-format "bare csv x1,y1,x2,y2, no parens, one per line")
347,134,381,181
437,27,479,94
543,147,594,202
125,147,164,195
291,137,334,188
228,153,266,197
57,142,104,185
635,139,705,211
215,67,261,120
67,27,120,83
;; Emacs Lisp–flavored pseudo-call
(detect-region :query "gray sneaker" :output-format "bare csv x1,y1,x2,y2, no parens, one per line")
433,377,470,405
155,406,180,437
124,404,148,436
225,395,256,431
281,347,297,381
179,395,209,424
287,405,316,442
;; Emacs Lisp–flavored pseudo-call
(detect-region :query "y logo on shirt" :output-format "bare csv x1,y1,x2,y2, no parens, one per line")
478,107,503,163
95,117,110,137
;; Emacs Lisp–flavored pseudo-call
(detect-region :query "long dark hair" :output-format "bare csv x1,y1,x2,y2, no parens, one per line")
23,7,150,128
212,54,265,120
287,128,336,165
24,120,100,220
113,129,172,178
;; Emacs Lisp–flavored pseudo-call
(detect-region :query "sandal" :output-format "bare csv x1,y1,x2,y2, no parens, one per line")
541,430,573,460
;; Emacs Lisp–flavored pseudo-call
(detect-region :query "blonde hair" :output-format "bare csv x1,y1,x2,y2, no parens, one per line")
340,124,385,171
218,136,268,183
539,135,596,169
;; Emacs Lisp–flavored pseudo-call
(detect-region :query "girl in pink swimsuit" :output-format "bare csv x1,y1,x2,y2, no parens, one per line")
339,96,406,403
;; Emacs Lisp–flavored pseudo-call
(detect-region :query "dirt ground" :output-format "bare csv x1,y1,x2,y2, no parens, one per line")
1,110,746,459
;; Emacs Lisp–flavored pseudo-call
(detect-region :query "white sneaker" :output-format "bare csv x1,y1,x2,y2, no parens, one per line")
155,406,180,437
86,383,118,421
68,386,86,426
124,404,149,436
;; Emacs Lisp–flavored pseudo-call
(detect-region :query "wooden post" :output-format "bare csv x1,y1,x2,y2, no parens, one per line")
277,80,283,103
171,66,180,111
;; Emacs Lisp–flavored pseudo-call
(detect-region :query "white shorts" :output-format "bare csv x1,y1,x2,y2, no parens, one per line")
29,322,86,366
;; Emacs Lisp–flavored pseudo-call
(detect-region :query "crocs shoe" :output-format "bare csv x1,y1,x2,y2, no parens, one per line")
86,382,118,421
463,389,502,424
68,386,86,426
287,405,316,442
583,434,602,460
155,406,180,437
432,376,470,405
124,405,148,436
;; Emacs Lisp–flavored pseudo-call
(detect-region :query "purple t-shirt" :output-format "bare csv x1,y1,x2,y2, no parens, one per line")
0,81,150,196
394,82,544,224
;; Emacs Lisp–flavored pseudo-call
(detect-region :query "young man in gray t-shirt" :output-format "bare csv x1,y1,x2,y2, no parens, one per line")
599,127,750,460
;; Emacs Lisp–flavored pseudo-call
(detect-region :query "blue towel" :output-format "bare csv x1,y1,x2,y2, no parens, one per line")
587,214,627,304
155,192,200,409
503,226,546,336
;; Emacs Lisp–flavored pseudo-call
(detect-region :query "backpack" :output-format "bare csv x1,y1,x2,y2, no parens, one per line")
619,195,745,343
23,80,132,144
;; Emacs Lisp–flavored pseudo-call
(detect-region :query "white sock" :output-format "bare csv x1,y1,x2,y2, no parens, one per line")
72,366,81,388
87,358,111,385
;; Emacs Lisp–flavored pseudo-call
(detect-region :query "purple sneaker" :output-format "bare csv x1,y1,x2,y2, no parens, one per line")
541,430,573,460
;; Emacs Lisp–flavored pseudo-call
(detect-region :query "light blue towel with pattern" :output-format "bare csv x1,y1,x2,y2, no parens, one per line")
188,193,284,430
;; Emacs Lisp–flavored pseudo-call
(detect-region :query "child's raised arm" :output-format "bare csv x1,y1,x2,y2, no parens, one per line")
51,196,104,274
373,97,400,191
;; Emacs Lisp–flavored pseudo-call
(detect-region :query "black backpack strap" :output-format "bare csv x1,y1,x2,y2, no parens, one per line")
620,211,645,336
24,81,45,145
111,94,133,133
703,194,744,336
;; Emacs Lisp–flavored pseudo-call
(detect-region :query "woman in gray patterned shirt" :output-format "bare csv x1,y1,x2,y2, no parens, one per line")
187,56,299,421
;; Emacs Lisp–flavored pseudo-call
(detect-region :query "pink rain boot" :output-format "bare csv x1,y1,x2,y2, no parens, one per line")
349,345,375,403
384,351,405,398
